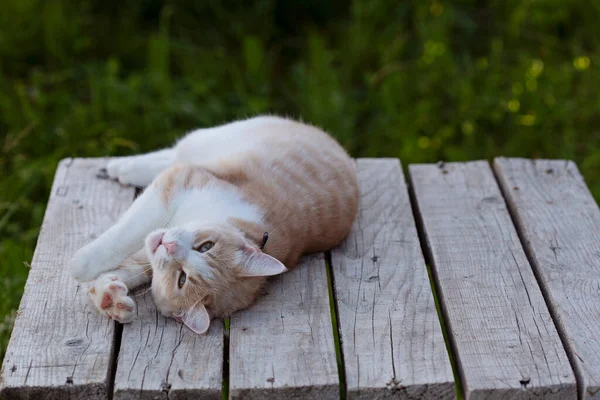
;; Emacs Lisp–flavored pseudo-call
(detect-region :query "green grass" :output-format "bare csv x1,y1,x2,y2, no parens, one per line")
1,0,600,361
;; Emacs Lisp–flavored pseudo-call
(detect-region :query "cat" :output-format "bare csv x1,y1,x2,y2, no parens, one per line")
69,115,359,334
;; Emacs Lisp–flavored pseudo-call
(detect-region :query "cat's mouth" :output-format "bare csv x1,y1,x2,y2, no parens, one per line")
149,232,165,254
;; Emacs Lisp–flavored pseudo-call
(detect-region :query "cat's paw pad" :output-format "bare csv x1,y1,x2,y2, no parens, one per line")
106,158,152,187
89,274,136,323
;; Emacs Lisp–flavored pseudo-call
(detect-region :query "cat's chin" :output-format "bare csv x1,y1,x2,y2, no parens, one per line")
147,249,174,271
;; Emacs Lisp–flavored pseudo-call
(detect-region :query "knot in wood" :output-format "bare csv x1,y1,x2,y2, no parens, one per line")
386,377,401,391
161,382,172,393
96,167,110,179
64,338,83,347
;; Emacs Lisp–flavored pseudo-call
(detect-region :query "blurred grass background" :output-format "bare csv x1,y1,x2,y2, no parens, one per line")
1,0,599,360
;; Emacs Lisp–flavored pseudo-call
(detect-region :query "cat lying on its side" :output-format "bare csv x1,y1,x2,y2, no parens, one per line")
69,116,359,334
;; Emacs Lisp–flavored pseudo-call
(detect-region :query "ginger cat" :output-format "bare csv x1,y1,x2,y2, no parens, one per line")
69,116,359,334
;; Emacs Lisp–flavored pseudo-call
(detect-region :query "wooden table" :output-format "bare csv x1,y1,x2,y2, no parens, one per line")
1,157,599,399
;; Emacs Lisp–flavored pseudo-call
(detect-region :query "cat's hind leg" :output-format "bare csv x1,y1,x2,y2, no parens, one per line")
88,252,152,323
107,148,175,187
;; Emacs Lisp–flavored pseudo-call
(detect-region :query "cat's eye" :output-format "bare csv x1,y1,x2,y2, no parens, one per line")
196,241,214,253
178,271,186,289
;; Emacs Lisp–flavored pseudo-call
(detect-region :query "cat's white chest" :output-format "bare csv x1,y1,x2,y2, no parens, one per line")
169,186,263,228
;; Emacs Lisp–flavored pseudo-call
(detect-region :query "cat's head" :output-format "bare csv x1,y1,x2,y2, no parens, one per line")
144,224,287,334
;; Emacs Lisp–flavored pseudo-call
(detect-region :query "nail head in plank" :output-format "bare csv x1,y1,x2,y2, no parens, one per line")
0,158,136,399
229,253,339,399
494,157,600,398
409,161,576,399
331,158,455,399
113,287,223,399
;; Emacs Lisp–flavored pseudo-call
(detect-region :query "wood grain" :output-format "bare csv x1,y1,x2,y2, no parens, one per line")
0,158,136,400
229,253,339,400
494,157,600,399
409,161,576,399
331,158,455,399
113,291,224,400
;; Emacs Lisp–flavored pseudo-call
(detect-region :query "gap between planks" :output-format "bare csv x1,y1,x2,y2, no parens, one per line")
222,317,230,400
107,322,124,400
325,251,348,400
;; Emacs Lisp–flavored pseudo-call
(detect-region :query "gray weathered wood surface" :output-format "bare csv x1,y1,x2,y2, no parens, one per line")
494,157,600,399
6,156,599,400
0,158,136,400
113,292,224,400
229,252,339,400
331,159,455,399
409,161,576,400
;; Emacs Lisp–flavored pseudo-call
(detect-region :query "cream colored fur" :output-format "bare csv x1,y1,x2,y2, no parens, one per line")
70,116,358,334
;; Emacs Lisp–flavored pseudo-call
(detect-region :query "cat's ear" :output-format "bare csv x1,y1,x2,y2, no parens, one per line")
176,303,210,334
239,246,287,277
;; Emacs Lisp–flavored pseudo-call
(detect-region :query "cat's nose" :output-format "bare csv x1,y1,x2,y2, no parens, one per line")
163,242,177,255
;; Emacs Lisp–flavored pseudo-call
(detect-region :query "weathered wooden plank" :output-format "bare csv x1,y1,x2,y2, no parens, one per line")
0,158,136,400
229,253,339,399
113,291,224,400
409,161,576,399
494,157,600,399
331,158,455,399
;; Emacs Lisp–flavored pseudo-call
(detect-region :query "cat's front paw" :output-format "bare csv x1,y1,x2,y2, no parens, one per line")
106,158,155,187
89,274,136,323
69,245,114,282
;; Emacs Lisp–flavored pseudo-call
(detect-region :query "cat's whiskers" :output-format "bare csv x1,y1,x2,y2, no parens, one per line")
118,261,152,269
155,257,170,272
131,286,153,297
120,267,150,284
